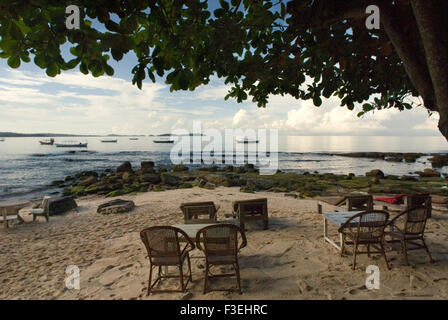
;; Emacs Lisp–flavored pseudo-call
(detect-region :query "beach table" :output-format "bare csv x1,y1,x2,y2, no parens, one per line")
172,223,217,242
323,211,363,250
0,200,29,229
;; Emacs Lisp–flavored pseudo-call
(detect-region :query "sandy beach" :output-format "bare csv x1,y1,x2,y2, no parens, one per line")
1,187,447,300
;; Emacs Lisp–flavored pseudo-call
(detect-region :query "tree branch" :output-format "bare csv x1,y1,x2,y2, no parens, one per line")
410,0,448,139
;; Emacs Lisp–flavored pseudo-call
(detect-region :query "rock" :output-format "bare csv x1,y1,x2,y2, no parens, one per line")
65,176,74,182
141,161,155,170
173,164,189,172
418,168,440,178
158,167,168,173
161,173,180,186
365,169,385,178
429,154,448,168
200,182,216,190
235,166,246,174
48,197,78,216
117,161,133,173
385,157,402,162
50,180,65,186
76,171,98,179
139,173,161,184
79,176,98,186
244,163,256,172
223,165,234,172
97,199,135,215
284,193,298,199
401,175,417,181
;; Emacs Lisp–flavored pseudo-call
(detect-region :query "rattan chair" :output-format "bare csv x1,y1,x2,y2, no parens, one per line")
338,210,390,270
233,198,268,230
140,226,195,295
346,195,374,211
196,224,247,294
180,201,219,224
386,205,434,265
405,194,432,218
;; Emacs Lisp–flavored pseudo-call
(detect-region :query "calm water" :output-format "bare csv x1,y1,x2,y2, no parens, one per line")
0,135,447,200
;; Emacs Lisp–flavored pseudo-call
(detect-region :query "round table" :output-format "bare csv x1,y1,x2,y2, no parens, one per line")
0,200,29,229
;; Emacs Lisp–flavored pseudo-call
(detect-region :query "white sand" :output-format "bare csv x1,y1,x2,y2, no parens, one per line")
1,187,447,300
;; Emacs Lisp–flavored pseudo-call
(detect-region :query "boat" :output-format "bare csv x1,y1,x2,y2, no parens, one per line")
236,137,259,144
101,138,117,143
153,137,174,143
0,138,4,142
55,141,88,148
129,138,139,140
39,138,55,145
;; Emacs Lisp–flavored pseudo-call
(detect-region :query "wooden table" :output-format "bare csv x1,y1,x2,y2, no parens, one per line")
323,211,362,250
0,200,29,229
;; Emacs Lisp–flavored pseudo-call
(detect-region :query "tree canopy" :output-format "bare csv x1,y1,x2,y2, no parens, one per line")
1,0,447,139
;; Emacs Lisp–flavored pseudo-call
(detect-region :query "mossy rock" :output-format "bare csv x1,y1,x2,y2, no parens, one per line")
173,164,189,172
240,186,255,193
106,187,137,197
179,183,193,189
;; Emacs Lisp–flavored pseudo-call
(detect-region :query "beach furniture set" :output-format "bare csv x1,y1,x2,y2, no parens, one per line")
0,196,52,229
321,194,434,270
140,198,267,295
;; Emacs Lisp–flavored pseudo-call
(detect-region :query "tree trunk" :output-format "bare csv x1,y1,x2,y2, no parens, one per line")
411,0,448,140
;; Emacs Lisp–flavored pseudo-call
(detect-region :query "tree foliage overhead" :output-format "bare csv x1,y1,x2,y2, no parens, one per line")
1,0,447,138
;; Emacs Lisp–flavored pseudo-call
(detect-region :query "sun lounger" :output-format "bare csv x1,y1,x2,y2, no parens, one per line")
31,196,51,222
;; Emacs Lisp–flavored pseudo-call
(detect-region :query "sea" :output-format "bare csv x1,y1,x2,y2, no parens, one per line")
1,135,447,201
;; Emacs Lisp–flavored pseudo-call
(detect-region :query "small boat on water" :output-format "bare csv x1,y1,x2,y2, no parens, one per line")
153,137,174,143
236,137,259,144
0,138,4,142
101,138,118,143
129,138,139,140
39,138,55,145
55,141,88,148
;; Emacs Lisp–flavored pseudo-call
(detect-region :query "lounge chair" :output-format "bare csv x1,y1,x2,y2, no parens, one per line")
31,196,51,222
232,198,268,230
386,206,434,265
338,210,390,270
317,195,373,214
140,226,195,294
180,201,219,224
196,224,247,294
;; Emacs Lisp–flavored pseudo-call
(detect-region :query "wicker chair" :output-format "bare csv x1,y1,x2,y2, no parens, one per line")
346,195,374,211
180,201,219,224
338,210,390,270
233,198,268,230
140,226,195,295
196,224,247,294
386,206,434,265
405,194,431,218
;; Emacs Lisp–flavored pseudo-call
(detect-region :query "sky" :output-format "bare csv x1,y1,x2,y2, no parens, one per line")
0,53,442,137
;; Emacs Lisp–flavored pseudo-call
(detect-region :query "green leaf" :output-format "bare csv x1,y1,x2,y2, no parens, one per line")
7,56,20,68
46,62,59,77
313,96,322,106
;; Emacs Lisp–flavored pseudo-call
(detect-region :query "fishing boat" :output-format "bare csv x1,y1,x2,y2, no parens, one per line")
39,138,55,145
153,137,174,143
55,141,88,148
101,138,117,143
236,137,259,144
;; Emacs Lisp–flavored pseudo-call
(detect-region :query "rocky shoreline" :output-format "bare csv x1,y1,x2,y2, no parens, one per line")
53,160,448,200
